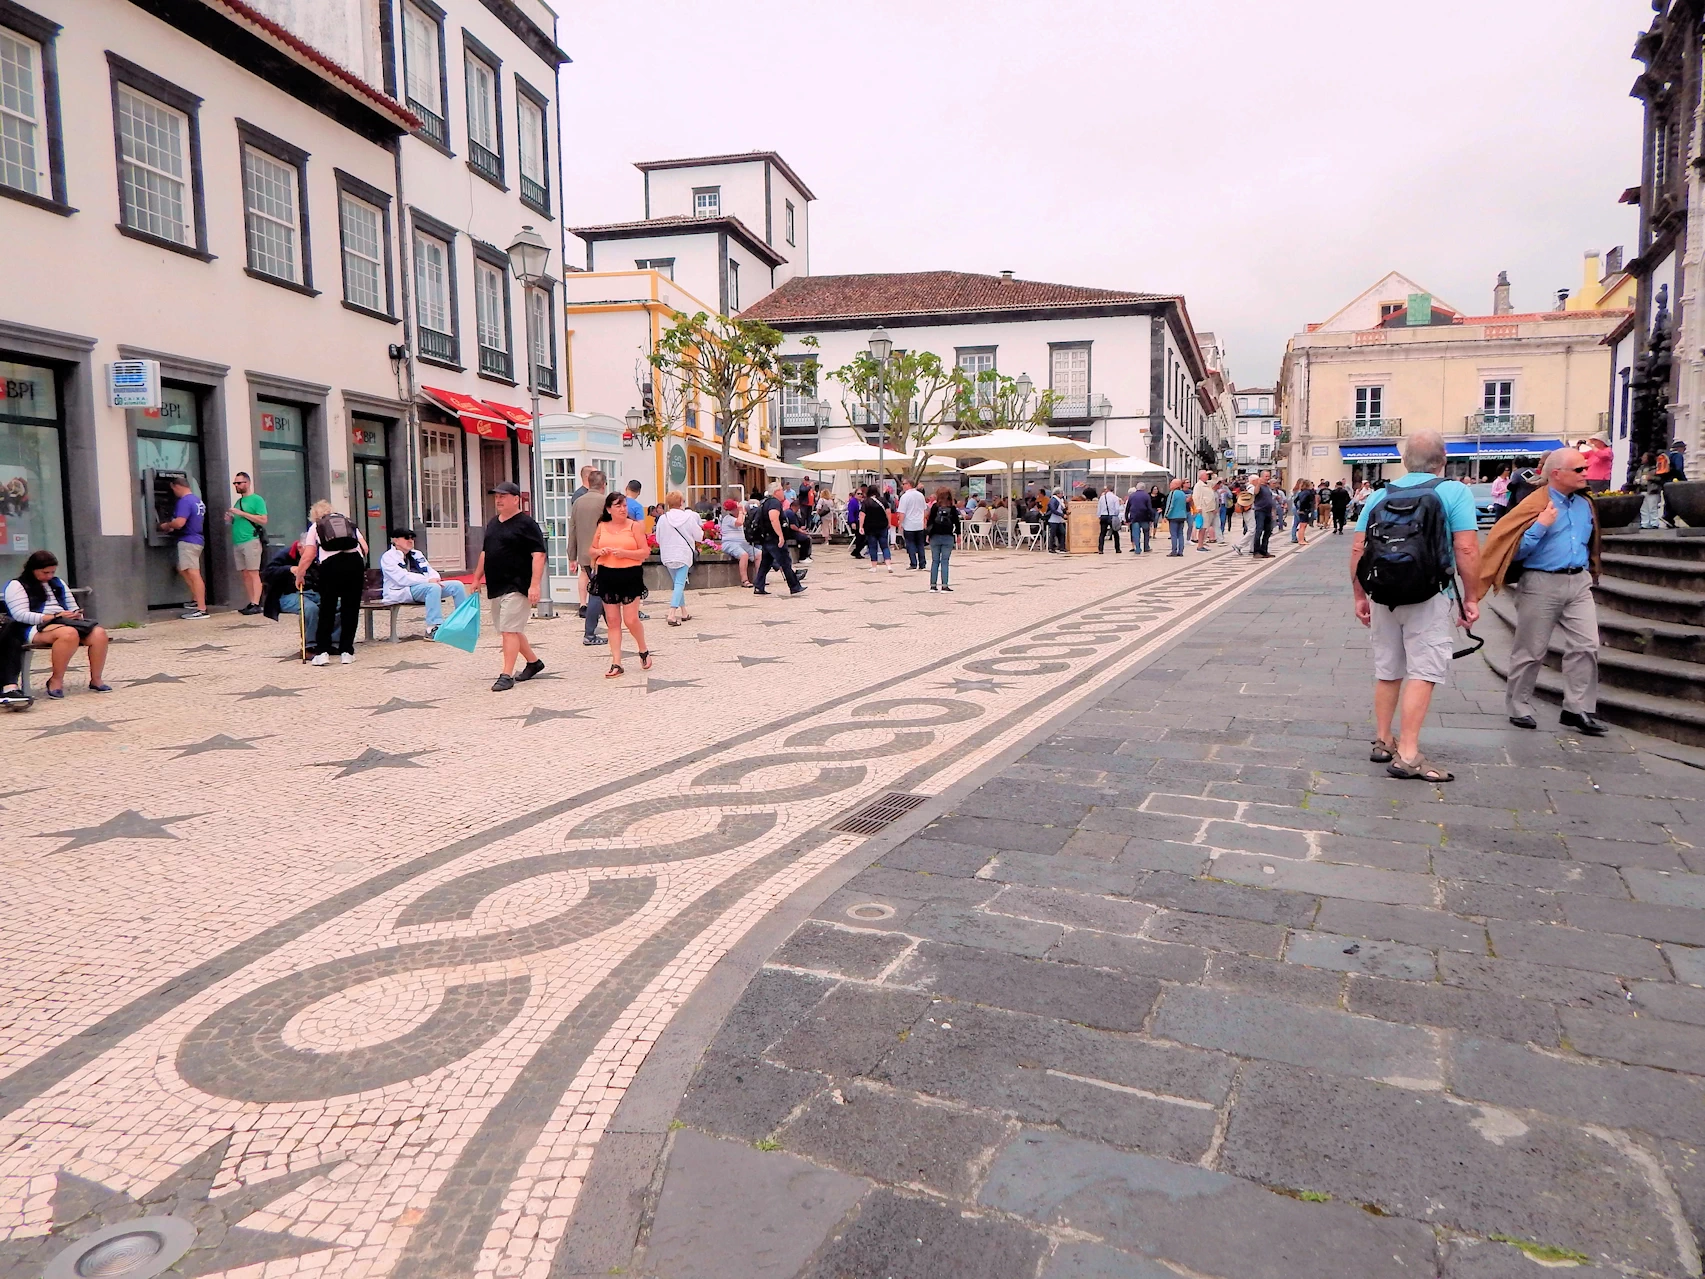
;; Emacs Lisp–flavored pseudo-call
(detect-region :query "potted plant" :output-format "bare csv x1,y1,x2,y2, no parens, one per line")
1591,489,1643,530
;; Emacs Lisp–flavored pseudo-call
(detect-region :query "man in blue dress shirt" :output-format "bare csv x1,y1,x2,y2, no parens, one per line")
1505,447,1605,734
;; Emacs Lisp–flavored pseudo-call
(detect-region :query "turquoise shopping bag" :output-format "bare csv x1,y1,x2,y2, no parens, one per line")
431,590,482,652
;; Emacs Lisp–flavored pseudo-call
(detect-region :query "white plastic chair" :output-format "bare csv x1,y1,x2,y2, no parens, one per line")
1012,520,1042,551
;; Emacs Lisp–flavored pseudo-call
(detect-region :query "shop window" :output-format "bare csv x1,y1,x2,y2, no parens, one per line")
254,399,309,548
0,357,67,583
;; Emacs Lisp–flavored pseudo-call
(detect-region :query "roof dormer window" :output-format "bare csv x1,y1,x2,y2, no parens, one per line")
693,186,720,218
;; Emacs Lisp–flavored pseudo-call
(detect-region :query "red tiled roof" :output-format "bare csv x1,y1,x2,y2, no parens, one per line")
742,271,1176,322
1455,309,1632,324
635,152,816,201
209,0,419,130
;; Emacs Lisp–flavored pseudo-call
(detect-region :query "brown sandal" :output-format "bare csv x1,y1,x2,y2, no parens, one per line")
605,663,623,679
1386,753,1453,783
1369,738,1396,764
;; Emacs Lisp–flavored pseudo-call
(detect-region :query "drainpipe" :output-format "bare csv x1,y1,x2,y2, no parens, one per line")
392,135,421,526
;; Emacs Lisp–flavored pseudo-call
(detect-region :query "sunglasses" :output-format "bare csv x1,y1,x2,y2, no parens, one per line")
1565,466,1588,474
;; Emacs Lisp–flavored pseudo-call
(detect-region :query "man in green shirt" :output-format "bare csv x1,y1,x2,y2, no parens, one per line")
227,471,269,613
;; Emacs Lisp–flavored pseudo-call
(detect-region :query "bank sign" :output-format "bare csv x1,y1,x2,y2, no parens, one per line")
108,359,161,409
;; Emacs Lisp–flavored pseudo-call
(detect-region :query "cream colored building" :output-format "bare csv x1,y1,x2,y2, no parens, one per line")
1279,271,1629,484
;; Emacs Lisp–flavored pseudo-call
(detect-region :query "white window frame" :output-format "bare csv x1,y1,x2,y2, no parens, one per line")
728,257,740,310
413,230,450,335
464,51,497,154
116,83,190,245
527,286,555,382
1050,346,1089,402
0,26,46,197
339,191,384,312
242,143,301,283
475,257,506,355
785,198,795,246
419,425,460,529
402,2,442,116
517,91,543,184
694,186,720,218
1482,379,1513,418
1354,385,1383,421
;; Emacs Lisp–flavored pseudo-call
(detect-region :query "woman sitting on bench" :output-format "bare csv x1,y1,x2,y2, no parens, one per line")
2,549,111,699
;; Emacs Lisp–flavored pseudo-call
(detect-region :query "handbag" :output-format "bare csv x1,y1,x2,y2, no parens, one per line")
431,590,482,653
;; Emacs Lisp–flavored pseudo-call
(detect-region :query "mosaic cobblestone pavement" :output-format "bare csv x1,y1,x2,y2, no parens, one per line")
0,536,1286,1279
614,540,1705,1279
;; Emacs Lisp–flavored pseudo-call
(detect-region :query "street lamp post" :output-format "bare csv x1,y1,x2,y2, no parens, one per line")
869,326,892,496
507,225,554,618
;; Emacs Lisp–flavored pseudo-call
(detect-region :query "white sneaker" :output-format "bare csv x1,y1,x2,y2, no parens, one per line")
340,653,354,665
310,653,330,666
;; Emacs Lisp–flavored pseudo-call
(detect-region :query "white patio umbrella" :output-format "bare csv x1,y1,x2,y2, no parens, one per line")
1087,455,1171,487
795,443,959,482
928,431,1117,544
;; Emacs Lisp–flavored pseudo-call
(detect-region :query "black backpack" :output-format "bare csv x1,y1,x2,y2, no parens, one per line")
315,511,360,552
1357,478,1453,607
743,504,773,545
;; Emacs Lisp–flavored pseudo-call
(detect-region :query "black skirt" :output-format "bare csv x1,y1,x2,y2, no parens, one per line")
593,564,648,605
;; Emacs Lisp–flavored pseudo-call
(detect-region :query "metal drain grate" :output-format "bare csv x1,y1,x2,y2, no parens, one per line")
832,791,929,835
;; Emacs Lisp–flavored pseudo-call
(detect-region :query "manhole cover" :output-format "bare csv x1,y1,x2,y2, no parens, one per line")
831,792,928,835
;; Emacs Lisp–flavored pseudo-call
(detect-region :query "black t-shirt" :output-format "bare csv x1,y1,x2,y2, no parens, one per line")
483,512,547,596
861,499,890,536
757,496,785,543
1329,487,1351,514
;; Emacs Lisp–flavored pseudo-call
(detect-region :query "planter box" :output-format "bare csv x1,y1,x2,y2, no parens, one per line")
1592,492,1643,530
1665,480,1705,528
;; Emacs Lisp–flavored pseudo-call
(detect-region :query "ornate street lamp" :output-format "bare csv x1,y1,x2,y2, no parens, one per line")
508,224,555,616
869,326,892,487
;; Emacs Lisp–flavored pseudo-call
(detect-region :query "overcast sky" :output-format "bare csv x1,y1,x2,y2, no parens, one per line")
558,0,1651,389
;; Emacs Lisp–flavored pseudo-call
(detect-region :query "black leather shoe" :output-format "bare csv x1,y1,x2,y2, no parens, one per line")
1559,710,1609,736
1508,715,1537,730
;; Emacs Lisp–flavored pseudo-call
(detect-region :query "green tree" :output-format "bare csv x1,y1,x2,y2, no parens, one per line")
828,349,967,483
649,311,817,501
952,370,1062,436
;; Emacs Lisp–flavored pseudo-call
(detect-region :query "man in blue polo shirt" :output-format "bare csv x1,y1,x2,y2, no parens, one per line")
159,476,208,619
1503,446,1604,734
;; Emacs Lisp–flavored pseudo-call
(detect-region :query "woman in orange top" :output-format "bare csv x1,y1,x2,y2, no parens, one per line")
589,491,651,677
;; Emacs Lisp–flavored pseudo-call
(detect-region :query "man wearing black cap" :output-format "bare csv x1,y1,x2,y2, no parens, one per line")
470,481,547,691
379,528,467,638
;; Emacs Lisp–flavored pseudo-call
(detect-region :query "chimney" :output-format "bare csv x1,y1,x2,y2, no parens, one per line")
1555,288,1570,311
1605,245,1624,275
1582,250,1601,303
999,269,1014,282
1492,271,1512,315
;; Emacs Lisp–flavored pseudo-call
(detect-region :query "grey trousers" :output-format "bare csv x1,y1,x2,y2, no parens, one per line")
1505,571,1599,716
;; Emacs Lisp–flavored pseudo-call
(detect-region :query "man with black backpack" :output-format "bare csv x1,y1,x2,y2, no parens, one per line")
1351,430,1482,783
294,499,368,666
752,483,805,595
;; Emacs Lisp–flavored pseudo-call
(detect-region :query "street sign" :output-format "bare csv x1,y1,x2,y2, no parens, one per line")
108,359,160,408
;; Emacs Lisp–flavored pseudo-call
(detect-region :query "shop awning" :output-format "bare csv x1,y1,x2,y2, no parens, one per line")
1340,445,1402,461
481,399,535,445
1446,438,1563,460
421,385,508,438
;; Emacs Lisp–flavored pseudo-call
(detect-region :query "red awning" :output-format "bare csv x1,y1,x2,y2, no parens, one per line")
482,399,535,445
421,385,507,436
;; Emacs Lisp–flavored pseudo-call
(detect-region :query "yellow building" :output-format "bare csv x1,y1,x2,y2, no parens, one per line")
1563,248,1636,312
1279,271,1630,484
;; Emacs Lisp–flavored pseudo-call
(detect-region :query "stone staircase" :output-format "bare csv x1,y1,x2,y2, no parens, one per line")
1481,529,1705,745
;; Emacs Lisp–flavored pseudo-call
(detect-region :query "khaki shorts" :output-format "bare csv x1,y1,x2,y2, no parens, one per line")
177,541,204,573
1370,592,1454,685
490,591,531,634
233,539,262,571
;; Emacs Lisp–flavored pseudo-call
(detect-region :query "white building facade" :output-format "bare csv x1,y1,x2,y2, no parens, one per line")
740,271,1217,486
1230,387,1281,475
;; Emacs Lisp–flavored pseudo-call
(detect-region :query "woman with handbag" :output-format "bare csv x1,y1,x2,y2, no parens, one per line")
3,549,111,698
589,491,652,676
656,491,705,627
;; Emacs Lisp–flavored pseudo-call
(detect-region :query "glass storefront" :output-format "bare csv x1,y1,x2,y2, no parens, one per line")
130,384,203,608
0,359,67,583
351,414,390,552
257,399,310,547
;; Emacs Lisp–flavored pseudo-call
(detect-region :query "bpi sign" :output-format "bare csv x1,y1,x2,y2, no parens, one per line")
107,359,161,409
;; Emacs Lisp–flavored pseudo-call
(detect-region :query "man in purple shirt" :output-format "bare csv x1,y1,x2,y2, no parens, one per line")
159,476,208,619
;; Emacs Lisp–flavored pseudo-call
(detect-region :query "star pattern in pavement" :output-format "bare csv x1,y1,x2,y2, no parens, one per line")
31,717,134,740
159,733,276,758
178,644,231,654
499,706,591,727
41,809,207,853
815,608,846,614
644,678,702,694
758,619,795,627
867,622,906,629
383,659,439,673
733,656,784,667
359,697,442,716
122,672,193,686
936,677,1016,695
809,637,850,646
0,1136,339,1278
313,747,433,778
693,634,732,642
233,685,303,701
0,786,42,810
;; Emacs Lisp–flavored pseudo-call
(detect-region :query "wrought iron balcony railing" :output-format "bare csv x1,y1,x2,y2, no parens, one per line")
478,346,512,380
520,174,549,212
469,141,503,185
410,100,446,148
419,327,456,364
1463,412,1535,436
1336,417,1403,439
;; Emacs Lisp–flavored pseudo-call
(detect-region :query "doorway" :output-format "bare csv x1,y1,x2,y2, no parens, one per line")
479,436,510,525
419,424,463,570
130,384,205,609
351,414,392,551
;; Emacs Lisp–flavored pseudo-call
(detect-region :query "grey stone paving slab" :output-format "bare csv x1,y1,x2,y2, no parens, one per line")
1039,1240,1183,1279
778,1083,1010,1197
1204,953,1344,1007
979,1128,1435,1279
799,1189,1047,1279
1439,952,1633,1011
1310,831,1435,873
1559,1006,1705,1073
1048,930,1210,983
1127,871,1319,925
878,836,995,877
1284,929,1437,980
766,985,932,1077
1142,909,1286,957
915,813,1073,855
980,851,1143,898
1487,919,1669,979
1449,1035,1705,1143
1210,852,1436,905
890,941,1161,1032
902,901,1066,956
1315,898,1487,952
1347,976,1559,1045
1438,1238,1624,1277
1441,880,1566,923
985,884,1154,935
546,1131,664,1276
642,1131,867,1279
1562,894,1705,945
1223,1060,1690,1277
1630,979,1705,1026
1626,867,1705,909
769,922,912,979
1669,944,1705,986
1432,847,1627,895
706,968,835,1059
1151,987,1441,1085
676,1053,827,1143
